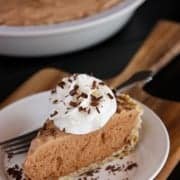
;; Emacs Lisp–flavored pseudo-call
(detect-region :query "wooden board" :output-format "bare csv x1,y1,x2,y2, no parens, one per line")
0,20,180,180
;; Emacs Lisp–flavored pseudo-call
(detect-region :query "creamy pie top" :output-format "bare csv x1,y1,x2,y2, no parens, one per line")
0,0,122,26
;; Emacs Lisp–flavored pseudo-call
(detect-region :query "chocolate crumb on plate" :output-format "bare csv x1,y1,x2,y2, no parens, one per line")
105,164,122,174
80,167,101,177
124,162,138,171
7,164,23,180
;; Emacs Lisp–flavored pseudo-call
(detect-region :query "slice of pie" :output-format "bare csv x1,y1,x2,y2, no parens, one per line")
24,94,142,180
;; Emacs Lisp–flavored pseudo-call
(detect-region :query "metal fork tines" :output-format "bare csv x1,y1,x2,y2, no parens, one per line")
0,129,39,155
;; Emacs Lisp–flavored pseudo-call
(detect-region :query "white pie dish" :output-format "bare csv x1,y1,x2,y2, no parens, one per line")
0,0,145,57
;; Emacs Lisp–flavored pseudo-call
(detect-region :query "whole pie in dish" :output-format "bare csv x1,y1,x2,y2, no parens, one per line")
23,74,142,180
0,0,123,26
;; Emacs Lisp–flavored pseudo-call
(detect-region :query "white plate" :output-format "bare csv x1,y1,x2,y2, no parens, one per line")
0,91,169,180
0,0,145,56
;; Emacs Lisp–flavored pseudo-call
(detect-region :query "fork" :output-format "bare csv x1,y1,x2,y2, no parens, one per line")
0,70,153,156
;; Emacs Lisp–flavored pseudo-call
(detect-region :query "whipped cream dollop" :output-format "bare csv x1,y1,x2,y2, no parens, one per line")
49,74,117,134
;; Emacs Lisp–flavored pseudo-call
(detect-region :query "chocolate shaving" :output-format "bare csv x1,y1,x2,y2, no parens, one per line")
68,78,72,83
69,85,79,96
90,101,99,107
79,106,87,112
87,108,91,114
80,92,88,98
69,101,80,107
91,95,103,101
52,99,58,104
58,81,66,89
105,164,122,173
50,110,58,118
92,80,97,89
96,107,100,114
107,93,114,99
90,95,103,106
51,88,56,94
99,81,105,85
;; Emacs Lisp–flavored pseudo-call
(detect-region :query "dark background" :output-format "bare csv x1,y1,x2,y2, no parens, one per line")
0,0,179,178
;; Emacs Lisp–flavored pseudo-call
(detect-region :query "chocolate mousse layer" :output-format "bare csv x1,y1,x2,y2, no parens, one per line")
24,94,142,180
0,0,122,26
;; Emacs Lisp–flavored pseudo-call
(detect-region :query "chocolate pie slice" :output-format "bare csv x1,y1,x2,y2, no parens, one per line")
23,74,142,180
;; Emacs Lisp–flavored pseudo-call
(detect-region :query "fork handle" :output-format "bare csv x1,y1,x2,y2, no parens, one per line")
107,20,180,89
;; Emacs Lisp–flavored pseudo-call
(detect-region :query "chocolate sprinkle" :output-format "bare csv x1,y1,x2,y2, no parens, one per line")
96,107,100,114
69,101,80,107
58,81,66,89
107,93,114,99
50,110,58,118
69,85,79,96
